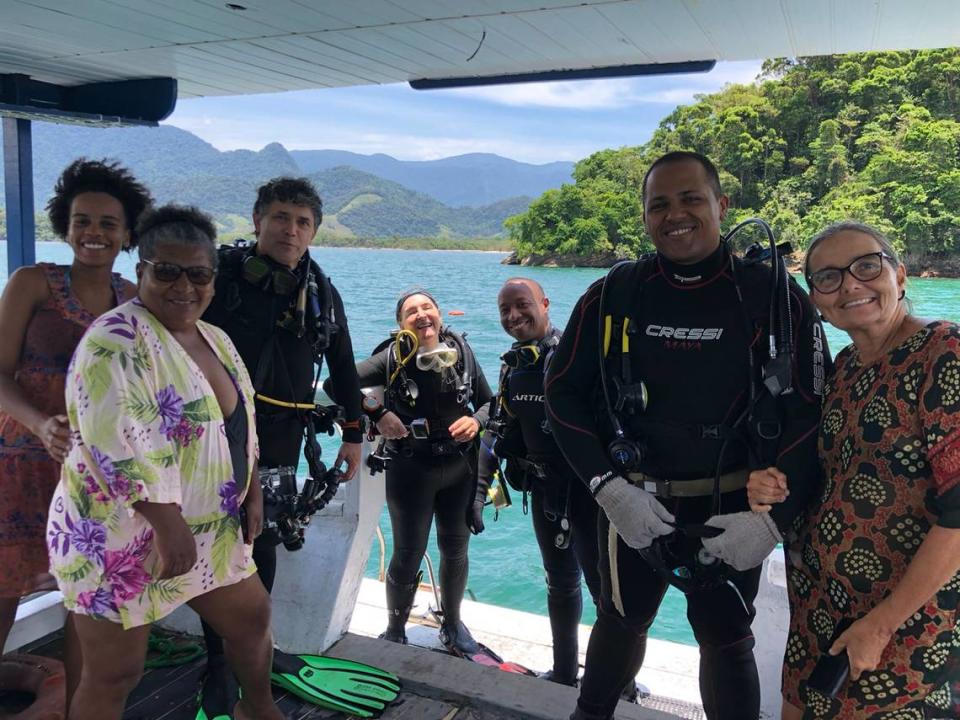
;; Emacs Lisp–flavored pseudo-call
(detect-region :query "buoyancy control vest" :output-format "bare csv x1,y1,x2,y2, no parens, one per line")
597,238,795,484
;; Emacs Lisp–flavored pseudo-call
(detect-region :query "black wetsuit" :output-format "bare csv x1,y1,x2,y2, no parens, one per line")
336,329,491,637
477,326,600,683
545,243,828,720
200,245,362,657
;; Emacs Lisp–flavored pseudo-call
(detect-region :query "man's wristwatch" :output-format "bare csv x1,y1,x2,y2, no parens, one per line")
361,394,388,422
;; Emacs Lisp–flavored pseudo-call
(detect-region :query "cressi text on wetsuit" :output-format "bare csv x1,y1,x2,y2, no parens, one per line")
545,243,828,720
332,328,491,639
477,325,601,684
200,245,362,656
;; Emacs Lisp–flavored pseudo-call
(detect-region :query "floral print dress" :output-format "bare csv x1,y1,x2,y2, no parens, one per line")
783,321,960,719
47,299,258,629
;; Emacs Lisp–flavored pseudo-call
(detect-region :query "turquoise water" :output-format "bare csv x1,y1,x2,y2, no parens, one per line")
8,242,960,646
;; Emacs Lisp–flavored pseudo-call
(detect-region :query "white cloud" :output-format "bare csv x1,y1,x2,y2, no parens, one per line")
167,113,597,163
441,60,763,109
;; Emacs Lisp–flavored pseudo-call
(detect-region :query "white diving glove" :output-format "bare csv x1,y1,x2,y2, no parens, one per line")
593,475,675,550
701,511,782,571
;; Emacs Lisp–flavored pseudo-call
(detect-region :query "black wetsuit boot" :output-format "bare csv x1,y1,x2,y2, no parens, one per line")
381,572,418,644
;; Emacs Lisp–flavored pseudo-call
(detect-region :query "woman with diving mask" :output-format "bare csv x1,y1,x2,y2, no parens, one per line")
326,289,492,656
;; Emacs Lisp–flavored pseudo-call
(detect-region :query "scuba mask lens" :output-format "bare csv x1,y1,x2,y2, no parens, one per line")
416,346,459,372
501,343,540,369
242,254,299,295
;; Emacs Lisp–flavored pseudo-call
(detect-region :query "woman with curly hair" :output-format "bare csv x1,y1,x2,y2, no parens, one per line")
0,158,150,660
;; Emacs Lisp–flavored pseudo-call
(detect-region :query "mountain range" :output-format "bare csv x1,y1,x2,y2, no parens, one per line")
0,124,573,240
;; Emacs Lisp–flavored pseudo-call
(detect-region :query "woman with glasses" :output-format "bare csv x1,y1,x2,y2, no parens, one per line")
47,205,282,720
748,221,960,718
0,159,151,671
327,289,492,654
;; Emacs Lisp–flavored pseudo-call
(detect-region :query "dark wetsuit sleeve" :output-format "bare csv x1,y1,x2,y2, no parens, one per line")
545,281,615,486
768,281,832,536
469,346,493,425
324,286,363,443
477,423,498,491
322,348,388,413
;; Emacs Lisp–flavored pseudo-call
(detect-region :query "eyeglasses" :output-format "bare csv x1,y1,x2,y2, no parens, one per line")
142,259,216,286
806,252,892,294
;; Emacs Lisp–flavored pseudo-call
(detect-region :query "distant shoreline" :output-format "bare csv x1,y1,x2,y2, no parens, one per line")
504,250,960,278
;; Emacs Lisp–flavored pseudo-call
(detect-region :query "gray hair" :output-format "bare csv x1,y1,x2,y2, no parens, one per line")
136,204,218,268
804,221,901,279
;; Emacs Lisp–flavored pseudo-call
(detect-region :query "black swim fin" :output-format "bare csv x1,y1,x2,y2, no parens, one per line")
270,649,401,718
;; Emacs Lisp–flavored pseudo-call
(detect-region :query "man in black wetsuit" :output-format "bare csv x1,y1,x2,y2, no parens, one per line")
197,177,363,718
474,278,601,686
545,152,828,720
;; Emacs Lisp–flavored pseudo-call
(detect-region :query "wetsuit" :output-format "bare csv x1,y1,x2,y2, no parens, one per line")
329,328,491,640
477,326,600,684
545,243,827,720
200,245,362,657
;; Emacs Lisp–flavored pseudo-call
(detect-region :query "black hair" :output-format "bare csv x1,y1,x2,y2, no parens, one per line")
395,288,439,323
46,158,153,249
254,177,323,227
641,151,723,201
136,205,218,267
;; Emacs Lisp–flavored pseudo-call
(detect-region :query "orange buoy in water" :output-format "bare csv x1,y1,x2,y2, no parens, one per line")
448,310,465,316
0,654,66,720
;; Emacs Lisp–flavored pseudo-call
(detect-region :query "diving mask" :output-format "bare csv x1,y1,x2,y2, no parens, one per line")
501,342,540,369
242,253,300,295
416,345,459,372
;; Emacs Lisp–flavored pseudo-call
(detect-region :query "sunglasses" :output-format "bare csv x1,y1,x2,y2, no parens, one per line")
142,259,216,286
806,251,892,294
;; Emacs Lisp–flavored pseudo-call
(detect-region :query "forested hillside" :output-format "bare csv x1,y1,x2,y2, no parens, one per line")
0,124,548,243
292,150,572,208
508,50,960,267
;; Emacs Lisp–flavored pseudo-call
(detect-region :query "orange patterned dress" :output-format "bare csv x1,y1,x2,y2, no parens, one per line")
783,321,960,719
0,264,124,596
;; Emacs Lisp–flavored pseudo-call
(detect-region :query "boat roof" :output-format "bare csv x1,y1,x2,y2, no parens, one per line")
3,0,959,100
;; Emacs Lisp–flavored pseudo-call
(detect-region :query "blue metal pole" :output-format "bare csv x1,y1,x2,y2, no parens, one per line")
2,116,36,275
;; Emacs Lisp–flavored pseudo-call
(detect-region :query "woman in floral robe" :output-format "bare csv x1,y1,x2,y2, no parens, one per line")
47,205,283,720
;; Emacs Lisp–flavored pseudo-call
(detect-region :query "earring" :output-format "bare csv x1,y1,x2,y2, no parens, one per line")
898,290,906,301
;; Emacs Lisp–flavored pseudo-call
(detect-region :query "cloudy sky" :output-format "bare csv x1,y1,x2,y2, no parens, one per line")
164,60,763,165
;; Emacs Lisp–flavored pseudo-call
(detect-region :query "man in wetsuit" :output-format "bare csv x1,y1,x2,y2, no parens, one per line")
197,177,363,717
545,151,828,720
473,278,601,686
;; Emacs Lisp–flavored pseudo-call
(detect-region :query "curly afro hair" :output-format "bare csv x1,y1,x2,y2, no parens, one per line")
46,158,153,250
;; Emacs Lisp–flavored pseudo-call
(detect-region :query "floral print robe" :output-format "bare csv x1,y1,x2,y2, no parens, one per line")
47,299,258,628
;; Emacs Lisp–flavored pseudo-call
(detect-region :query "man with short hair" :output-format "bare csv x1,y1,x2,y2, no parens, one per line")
196,177,362,718
546,151,828,719
474,278,602,687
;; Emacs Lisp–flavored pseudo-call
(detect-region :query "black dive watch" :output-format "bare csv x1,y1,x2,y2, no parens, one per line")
361,394,388,422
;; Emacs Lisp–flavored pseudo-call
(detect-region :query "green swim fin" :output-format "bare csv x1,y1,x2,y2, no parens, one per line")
270,649,401,718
